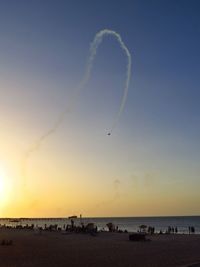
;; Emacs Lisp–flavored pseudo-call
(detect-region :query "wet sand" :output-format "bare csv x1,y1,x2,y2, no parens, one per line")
0,229,200,267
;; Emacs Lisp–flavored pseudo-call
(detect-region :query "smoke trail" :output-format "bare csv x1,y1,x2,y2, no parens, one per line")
22,29,132,185
87,29,132,132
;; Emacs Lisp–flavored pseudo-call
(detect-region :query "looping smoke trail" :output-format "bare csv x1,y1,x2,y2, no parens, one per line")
87,29,132,132
22,29,132,185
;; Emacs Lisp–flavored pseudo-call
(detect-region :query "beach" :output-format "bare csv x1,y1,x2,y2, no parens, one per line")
0,229,200,267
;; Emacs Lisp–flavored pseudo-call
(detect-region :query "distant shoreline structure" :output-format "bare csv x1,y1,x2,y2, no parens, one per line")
1,215,200,220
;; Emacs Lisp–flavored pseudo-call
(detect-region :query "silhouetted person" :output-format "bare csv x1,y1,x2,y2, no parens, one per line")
191,226,195,234
71,219,74,229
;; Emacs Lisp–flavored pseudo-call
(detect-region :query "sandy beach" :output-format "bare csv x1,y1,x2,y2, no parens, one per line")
0,229,200,267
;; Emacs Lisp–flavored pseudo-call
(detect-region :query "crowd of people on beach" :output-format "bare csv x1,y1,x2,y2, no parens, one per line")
0,219,128,234
154,226,196,235
0,220,197,236
158,226,179,234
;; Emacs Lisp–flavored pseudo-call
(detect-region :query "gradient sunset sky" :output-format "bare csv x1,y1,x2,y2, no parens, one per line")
0,0,200,217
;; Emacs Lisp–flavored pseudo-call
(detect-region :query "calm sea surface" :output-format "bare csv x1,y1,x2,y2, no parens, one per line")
0,216,200,233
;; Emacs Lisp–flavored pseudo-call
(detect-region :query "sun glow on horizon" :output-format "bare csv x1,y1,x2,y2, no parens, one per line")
0,164,11,209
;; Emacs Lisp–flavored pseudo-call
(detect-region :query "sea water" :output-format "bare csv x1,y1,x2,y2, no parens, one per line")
0,216,200,233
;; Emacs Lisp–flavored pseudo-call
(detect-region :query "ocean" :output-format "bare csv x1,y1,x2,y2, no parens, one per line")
0,216,200,233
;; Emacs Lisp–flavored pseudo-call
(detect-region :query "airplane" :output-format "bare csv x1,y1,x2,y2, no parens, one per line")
107,133,111,136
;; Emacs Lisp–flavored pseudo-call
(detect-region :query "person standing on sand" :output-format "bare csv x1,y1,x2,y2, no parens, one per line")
71,219,74,229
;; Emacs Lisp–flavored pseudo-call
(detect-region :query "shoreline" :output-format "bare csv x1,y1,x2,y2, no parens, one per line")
1,216,200,234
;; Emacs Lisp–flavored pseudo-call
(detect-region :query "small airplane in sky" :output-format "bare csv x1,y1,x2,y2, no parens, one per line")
107,133,111,136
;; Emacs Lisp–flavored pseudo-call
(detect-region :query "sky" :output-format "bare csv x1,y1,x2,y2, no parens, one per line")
0,0,200,217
